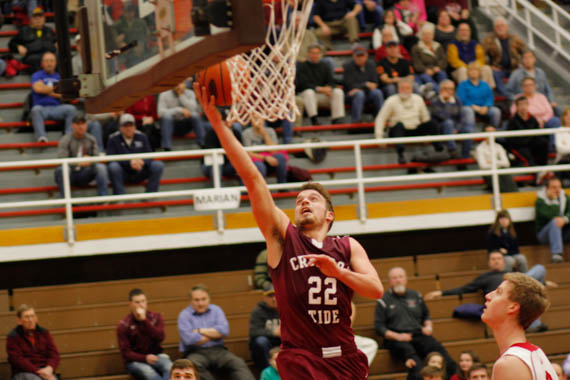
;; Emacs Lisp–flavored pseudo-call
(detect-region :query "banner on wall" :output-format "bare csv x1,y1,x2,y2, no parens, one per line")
193,189,241,211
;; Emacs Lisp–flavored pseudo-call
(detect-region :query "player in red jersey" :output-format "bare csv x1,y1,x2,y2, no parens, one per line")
194,85,383,379
481,273,558,380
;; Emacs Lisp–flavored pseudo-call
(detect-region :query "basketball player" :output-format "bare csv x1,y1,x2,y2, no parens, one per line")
481,273,558,380
194,84,383,379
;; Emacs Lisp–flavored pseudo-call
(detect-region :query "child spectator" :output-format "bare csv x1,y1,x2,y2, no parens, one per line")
372,9,413,50
260,347,281,380
424,351,446,376
422,365,446,380
488,209,529,272
450,350,480,380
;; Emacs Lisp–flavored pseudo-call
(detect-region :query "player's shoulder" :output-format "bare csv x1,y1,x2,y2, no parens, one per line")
494,353,533,380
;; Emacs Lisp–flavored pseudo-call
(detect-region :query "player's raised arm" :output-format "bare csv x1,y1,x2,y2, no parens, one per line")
194,84,289,260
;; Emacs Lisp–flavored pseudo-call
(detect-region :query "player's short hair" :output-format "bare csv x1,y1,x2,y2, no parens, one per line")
170,358,199,376
421,365,445,379
467,362,488,378
504,273,550,329
300,182,334,230
16,304,34,318
128,288,144,301
190,283,210,297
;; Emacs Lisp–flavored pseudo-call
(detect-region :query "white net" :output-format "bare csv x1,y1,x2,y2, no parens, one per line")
226,0,314,125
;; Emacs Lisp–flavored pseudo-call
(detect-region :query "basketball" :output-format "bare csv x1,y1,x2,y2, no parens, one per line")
195,61,233,107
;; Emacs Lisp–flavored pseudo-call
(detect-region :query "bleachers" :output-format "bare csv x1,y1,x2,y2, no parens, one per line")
0,247,568,379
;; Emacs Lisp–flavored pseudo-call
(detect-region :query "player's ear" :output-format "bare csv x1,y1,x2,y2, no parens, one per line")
326,210,334,224
507,301,520,316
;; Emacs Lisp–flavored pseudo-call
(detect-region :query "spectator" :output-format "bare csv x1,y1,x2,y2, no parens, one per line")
249,286,281,370
373,27,412,62
356,0,383,30
474,133,518,193
6,304,59,380
505,50,558,113
481,17,526,96
447,23,495,88
553,363,568,380
200,117,240,185
177,284,255,380
158,81,206,151
343,44,383,124
0,58,7,77
296,44,345,125
376,41,417,98
117,288,172,380
242,117,288,184
412,22,448,93
169,359,199,380
449,350,480,380
351,302,379,367
260,347,281,380
467,362,489,380
294,14,335,73
107,113,165,195
424,251,550,332
535,176,569,264
421,366,445,380
253,249,272,291
424,352,445,373
30,52,77,143
431,2,478,41
375,78,443,164
456,62,501,128
375,267,457,380
312,0,361,50
113,2,152,68
125,95,160,150
393,0,422,50
8,7,56,72
504,96,548,169
555,108,570,182
434,10,455,50
488,209,528,272
431,79,474,159
372,9,414,50
564,354,570,378
54,113,108,198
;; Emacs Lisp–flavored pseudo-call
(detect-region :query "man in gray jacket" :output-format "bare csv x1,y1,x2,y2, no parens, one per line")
54,113,109,198
157,80,206,150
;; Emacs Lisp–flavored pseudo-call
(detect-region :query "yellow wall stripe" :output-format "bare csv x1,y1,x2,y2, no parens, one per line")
0,226,64,246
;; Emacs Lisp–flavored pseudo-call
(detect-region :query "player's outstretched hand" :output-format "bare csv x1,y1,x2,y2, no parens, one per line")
193,82,223,130
306,254,342,278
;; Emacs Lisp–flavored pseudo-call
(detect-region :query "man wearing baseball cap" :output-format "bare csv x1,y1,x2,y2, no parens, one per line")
249,285,281,371
106,114,165,195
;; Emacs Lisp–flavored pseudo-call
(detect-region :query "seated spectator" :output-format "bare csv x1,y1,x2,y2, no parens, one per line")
30,52,77,143
393,0,422,50
343,44,384,124
8,7,56,72
481,17,526,96
553,363,568,380
356,0,383,30
372,9,414,50
242,117,288,184
249,286,281,370
412,22,448,93
125,95,160,150
431,79,474,159
294,14,335,73
375,267,457,380
488,209,529,273
375,78,443,164
555,108,570,183
117,288,172,380
260,347,281,380
467,363,489,380
107,113,165,195
447,23,495,88
178,284,255,380
449,350,480,380
505,50,558,114
376,41,417,97
456,62,501,128
434,10,455,50
253,249,272,291
374,28,412,62
351,302,378,367
169,359,199,380
535,176,569,264
113,2,152,68
54,113,108,198
158,80,206,151
424,352,445,374
475,135,518,193
504,96,548,169
296,44,345,125
424,251,550,331
422,366,445,380
6,304,59,380
564,354,570,378
312,0,361,50
200,116,240,184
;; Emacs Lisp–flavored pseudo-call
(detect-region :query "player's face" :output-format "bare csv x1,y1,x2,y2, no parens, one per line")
191,289,210,314
129,294,148,314
469,368,489,380
294,189,331,230
170,368,197,380
481,280,516,328
488,252,505,271
459,354,474,372
18,309,38,331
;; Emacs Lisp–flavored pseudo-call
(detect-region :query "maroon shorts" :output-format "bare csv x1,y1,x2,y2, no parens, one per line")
277,347,369,380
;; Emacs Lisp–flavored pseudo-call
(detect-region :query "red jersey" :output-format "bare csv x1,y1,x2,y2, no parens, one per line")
270,223,358,357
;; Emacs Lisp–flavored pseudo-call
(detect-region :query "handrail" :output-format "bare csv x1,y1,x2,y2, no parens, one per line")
0,128,568,245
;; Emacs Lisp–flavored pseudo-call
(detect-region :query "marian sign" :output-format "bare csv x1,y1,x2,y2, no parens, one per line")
193,189,241,211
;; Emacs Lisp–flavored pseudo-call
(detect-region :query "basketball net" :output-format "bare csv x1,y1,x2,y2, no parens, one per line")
226,0,314,125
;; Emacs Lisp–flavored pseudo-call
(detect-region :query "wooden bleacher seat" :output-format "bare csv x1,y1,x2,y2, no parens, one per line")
0,290,8,313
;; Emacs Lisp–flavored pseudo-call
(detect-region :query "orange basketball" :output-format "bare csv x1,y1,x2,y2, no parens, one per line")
195,61,233,107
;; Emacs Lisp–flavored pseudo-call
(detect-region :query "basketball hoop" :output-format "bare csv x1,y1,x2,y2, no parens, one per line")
226,0,314,125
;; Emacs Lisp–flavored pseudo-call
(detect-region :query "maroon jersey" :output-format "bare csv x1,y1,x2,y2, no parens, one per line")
270,223,358,357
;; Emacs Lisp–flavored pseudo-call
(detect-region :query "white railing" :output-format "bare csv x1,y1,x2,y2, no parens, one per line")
481,0,570,63
0,128,569,246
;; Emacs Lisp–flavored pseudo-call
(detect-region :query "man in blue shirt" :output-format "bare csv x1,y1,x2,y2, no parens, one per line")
177,284,255,380
457,62,501,128
106,113,165,195
30,52,77,142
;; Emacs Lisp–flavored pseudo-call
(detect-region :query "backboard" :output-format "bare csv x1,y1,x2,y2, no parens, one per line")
78,0,265,113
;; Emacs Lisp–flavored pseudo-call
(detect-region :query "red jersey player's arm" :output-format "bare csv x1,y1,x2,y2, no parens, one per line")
344,237,383,299
194,84,289,267
492,355,532,380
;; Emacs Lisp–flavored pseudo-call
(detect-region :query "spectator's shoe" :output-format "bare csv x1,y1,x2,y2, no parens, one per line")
310,116,320,126
331,118,344,125
37,136,48,143
448,149,460,159
526,323,548,333
407,168,418,174
398,152,407,164
552,254,564,263
423,167,435,173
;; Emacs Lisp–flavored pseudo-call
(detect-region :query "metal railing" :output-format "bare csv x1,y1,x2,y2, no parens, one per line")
0,128,569,246
481,0,570,63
